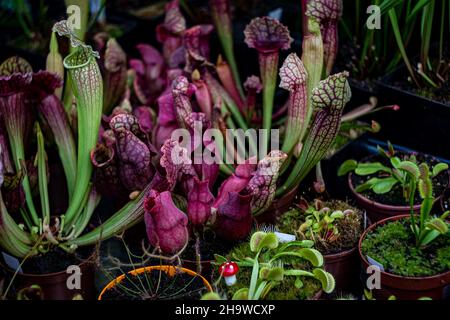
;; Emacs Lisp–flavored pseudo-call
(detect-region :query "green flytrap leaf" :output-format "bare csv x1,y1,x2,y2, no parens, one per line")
337,159,357,176
250,232,279,253
313,268,335,293
432,163,449,177
355,162,391,176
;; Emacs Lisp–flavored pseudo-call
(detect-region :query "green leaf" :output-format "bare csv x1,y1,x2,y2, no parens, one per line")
232,288,249,300
298,248,324,267
407,0,433,21
260,267,284,281
201,292,222,300
283,269,314,277
398,161,420,179
372,177,398,194
390,157,401,168
248,258,259,299
338,160,358,176
294,278,303,288
432,163,449,178
213,254,228,265
250,232,266,252
313,268,335,293
330,211,344,219
355,162,391,175
253,281,268,300
278,240,314,252
420,197,433,220
250,232,279,252
420,230,441,246
425,218,448,234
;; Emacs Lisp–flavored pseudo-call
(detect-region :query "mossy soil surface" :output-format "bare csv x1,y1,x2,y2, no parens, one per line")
361,219,450,277
277,200,364,255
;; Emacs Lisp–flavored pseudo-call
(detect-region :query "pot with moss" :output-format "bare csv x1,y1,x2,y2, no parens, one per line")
339,143,449,223
359,160,450,300
277,199,364,293
213,231,336,300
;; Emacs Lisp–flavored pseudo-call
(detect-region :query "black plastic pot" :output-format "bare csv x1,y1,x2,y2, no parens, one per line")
324,247,360,294
346,78,378,110
373,66,450,160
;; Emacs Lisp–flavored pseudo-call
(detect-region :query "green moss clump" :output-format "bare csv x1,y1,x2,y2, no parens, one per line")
361,220,450,277
217,242,321,300
277,200,363,255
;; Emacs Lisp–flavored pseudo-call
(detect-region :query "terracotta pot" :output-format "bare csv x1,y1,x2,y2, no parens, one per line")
255,186,299,225
358,214,450,300
348,173,422,223
98,265,212,300
4,253,96,300
324,247,360,293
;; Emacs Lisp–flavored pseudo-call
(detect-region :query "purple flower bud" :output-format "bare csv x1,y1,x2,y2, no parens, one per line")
245,150,287,215
144,190,188,253
187,177,214,226
130,44,165,105
160,139,196,190
156,0,186,64
213,160,256,208
172,76,195,128
110,114,155,191
183,24,214,72
133,106,154,135
214,192,253,242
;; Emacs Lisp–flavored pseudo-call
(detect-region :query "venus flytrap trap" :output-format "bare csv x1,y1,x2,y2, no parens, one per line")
338,145,449,200
214,231,335,300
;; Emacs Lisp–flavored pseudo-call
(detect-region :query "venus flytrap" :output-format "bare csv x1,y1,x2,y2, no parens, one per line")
338,145,449,200
215,231,335,299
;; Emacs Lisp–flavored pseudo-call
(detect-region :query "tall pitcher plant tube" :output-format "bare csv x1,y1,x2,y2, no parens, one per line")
277,72,351,196
244,17,292,149
301,18,323,143
306,0,343,76
53,21,103,227
210,0,244,99
0,71,39,225
279,53,308,154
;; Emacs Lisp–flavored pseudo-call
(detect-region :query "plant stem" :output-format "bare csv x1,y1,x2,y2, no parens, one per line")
259,52,279,151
